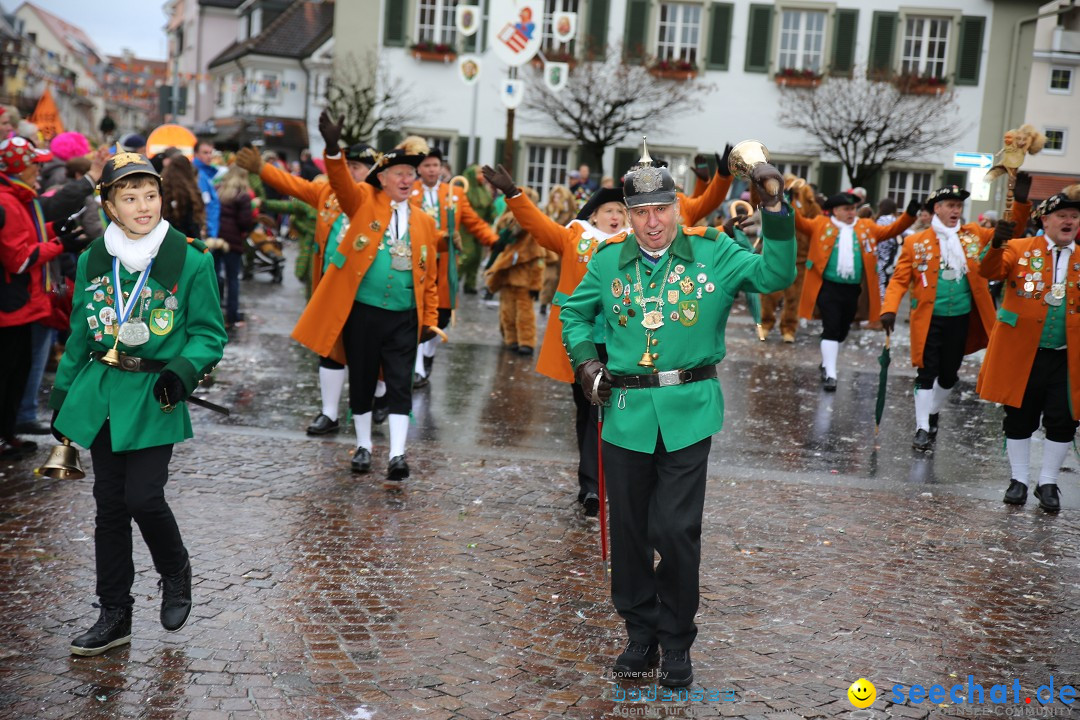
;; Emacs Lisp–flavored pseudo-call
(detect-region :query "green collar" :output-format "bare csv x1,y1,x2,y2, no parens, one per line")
85,225,191,290
619,227,695,268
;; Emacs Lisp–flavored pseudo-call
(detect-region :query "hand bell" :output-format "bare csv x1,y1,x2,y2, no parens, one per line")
37,439,86,480
728,140,781,197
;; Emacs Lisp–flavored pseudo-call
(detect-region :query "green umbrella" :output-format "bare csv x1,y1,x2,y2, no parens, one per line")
875,332,892,433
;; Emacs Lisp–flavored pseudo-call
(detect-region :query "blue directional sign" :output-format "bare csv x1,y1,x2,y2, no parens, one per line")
953,152,993,169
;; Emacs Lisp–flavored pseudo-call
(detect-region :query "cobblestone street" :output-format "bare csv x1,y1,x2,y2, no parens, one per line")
2,267,1080,720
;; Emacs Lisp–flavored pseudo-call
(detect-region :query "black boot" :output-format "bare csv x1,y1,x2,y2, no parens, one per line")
611,640,659,679
70,604,132,656
159,558,192,632
659,649,693,688
912,429,932,452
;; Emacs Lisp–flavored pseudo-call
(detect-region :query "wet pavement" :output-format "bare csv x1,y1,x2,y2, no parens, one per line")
2,256,1080,720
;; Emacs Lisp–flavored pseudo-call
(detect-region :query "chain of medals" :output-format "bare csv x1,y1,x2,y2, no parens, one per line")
633,252,677,334
113,257,154,347
1048,247,1066,307
384,205,412,271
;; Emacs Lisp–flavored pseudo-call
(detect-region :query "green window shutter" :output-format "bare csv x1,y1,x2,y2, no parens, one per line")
377,128,401,149
493,139,521,178
623,0,650,64
868,11,897,79
942,169,967,189
706,3,734,71
744,4,773,74
613,147,639,180
384,0,409,47
830,9,858,77
818,162,843,197
456,136,472,170
586,0,610,58
955,16,986,86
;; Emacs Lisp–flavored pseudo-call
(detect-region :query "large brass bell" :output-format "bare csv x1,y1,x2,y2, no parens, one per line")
99,336,122,368
37,439,86,480
728,140,781,198
637,351,655,368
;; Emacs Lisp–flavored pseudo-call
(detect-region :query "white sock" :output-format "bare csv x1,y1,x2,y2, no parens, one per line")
1038,439,1071,487
388,413,409,459
423,337,438,359
374,380,386,398
318,367,346,421
914,389,933,431
930,379,952,415
1007,438,1031,485
820,339,839,379
354,412,372,451
414,350,426,378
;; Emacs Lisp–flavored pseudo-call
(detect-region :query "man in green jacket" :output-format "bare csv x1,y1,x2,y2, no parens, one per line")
560,143,795,687
50,153,227,656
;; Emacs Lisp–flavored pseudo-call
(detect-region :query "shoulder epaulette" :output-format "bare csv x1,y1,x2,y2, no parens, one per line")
597,232,629,250
684,226,722,241
186,237,209,253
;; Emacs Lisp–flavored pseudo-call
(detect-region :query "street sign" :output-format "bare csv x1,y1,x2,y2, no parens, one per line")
968,167,990,201
953,152,992,169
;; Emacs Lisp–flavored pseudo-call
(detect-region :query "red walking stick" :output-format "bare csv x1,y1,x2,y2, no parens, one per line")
597,405,608,562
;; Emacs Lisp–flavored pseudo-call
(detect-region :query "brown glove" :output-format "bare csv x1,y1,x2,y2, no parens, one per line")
879,312,896,334
481,164,519,198
1014,171,1032,204
992,219,1016,248
575,359,612,405
235,146,263,175
751,163,784,210
318,108,344,152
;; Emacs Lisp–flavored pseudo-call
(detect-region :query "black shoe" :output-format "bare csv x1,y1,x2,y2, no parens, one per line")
351,447,372,474
70,604,132,656
15,421,50,435
928,413,939,440
159,558,192,632
463,286,478,295
822,377,837,392
387,455,410,481
0,437,37,459
583,492,599,517
372,398,390,425
482,290,494,301
306,413,340,436
506,343,519,352
612,640,659,679
1003,479,1028,505
912,429,932,452
423,355,434,374
413,373,430,389
517,345,534,356
1034,484,1061,513
659,649,693,688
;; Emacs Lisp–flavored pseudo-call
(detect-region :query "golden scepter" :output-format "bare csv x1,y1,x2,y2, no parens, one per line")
985,124,1046,218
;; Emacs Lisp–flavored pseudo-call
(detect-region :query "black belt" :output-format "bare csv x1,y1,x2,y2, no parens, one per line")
611,365,717,389
91,351,167,373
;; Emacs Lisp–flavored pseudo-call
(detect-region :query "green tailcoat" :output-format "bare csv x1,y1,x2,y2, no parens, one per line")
560,211,796,453
50,227,227,452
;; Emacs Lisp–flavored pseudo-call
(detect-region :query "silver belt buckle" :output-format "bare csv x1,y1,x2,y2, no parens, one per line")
657,369,682,387
119,355,139,372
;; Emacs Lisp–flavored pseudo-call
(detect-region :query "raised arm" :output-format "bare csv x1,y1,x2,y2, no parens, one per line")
679,170,733,226
504,192,577,254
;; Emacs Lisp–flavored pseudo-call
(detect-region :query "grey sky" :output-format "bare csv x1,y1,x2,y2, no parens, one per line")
13,0,169,60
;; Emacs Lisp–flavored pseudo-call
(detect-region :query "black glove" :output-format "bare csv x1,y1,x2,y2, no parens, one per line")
50,408,64,443
750,163,783,209
905,198,922,217
879,312,896,335
481,164,518,198
152,370,187,406
717,144,734,177
317,108,343,152
691,153,710,182
575,359,612,405
419,326,438,343
1014,171,1032,204
992,219,1016,249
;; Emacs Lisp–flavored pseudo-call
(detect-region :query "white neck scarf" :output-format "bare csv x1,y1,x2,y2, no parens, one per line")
830,216,856,279
931,215,968,276
570,218,623,243
104,219,171,273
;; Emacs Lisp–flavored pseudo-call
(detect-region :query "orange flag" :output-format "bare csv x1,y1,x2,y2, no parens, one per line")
29,87,64,142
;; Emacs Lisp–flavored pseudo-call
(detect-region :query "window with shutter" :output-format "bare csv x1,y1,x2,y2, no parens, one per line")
624,0,650,63
744,4,773,74
706,3,733,71
818,162,843,197
586,0,610,58
900,15,950,81
830,9,858,77
955,16,985,86
942,170,967,190
868,11,897,79
613,147,639,180
384,0,410,47
456,136,472,170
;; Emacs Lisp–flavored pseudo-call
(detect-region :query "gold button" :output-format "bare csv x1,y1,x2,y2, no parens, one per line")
651,339,658,346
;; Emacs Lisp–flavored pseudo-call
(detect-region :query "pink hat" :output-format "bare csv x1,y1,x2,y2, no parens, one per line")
0,136,53,175
49,131,91,161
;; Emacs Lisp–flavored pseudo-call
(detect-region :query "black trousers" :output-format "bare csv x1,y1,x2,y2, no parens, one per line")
570,382,599,500
816,279,863,342
603,434,711,651
0,324,32,439
1004,349,1079,443
915,314,970,390
90,422,186,608
342,302,418,416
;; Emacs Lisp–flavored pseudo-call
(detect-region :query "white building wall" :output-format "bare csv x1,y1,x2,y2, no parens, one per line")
1022,1,1080,176
173,4,242,125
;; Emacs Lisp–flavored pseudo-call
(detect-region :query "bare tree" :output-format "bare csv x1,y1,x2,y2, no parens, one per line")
522,45,714,176
778,69,967,191
325,53,424,146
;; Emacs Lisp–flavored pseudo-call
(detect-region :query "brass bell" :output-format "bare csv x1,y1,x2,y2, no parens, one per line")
37,439,86,480
100,335,122,368
637,351,655,368
728,140,781,198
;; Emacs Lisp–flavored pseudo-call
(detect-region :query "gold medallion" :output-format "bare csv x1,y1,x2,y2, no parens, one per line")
354,234,370,251
680,277,694,295
611,278,623,298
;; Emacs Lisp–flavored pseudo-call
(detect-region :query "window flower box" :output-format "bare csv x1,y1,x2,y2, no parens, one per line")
410,42,456,63
895,74,948,96
775,68,823,88
648,60,698,80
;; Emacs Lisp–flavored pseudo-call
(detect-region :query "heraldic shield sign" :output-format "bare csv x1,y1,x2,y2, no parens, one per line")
500,78,526,109
552,11,577,43
488,0,542,67
544,62,569,92
458,54,481,85
455,4,480,36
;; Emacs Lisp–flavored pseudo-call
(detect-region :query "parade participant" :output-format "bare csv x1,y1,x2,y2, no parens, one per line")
676,148,733,227
482,163,629,516
192,139,220,244
49,152,226,655
759,177,817,342
235,141,378,436
977,188,1080,512
458,164,496,296
881,181,1031,451
292,111,439,480
560,143,794,687
797,192,918,390
485,192,546,355
538,184,576,315
410,147,499,388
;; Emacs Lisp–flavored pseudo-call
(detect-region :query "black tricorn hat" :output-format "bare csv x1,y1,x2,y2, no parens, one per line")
98,152,161,192
822,192,861,211
576,187,625,221
1037,192,1080,218
345,142,378,166
925,185,971,209
365,148,423,189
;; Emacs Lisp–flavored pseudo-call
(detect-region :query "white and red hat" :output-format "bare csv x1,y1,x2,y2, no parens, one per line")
0,136,53,175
